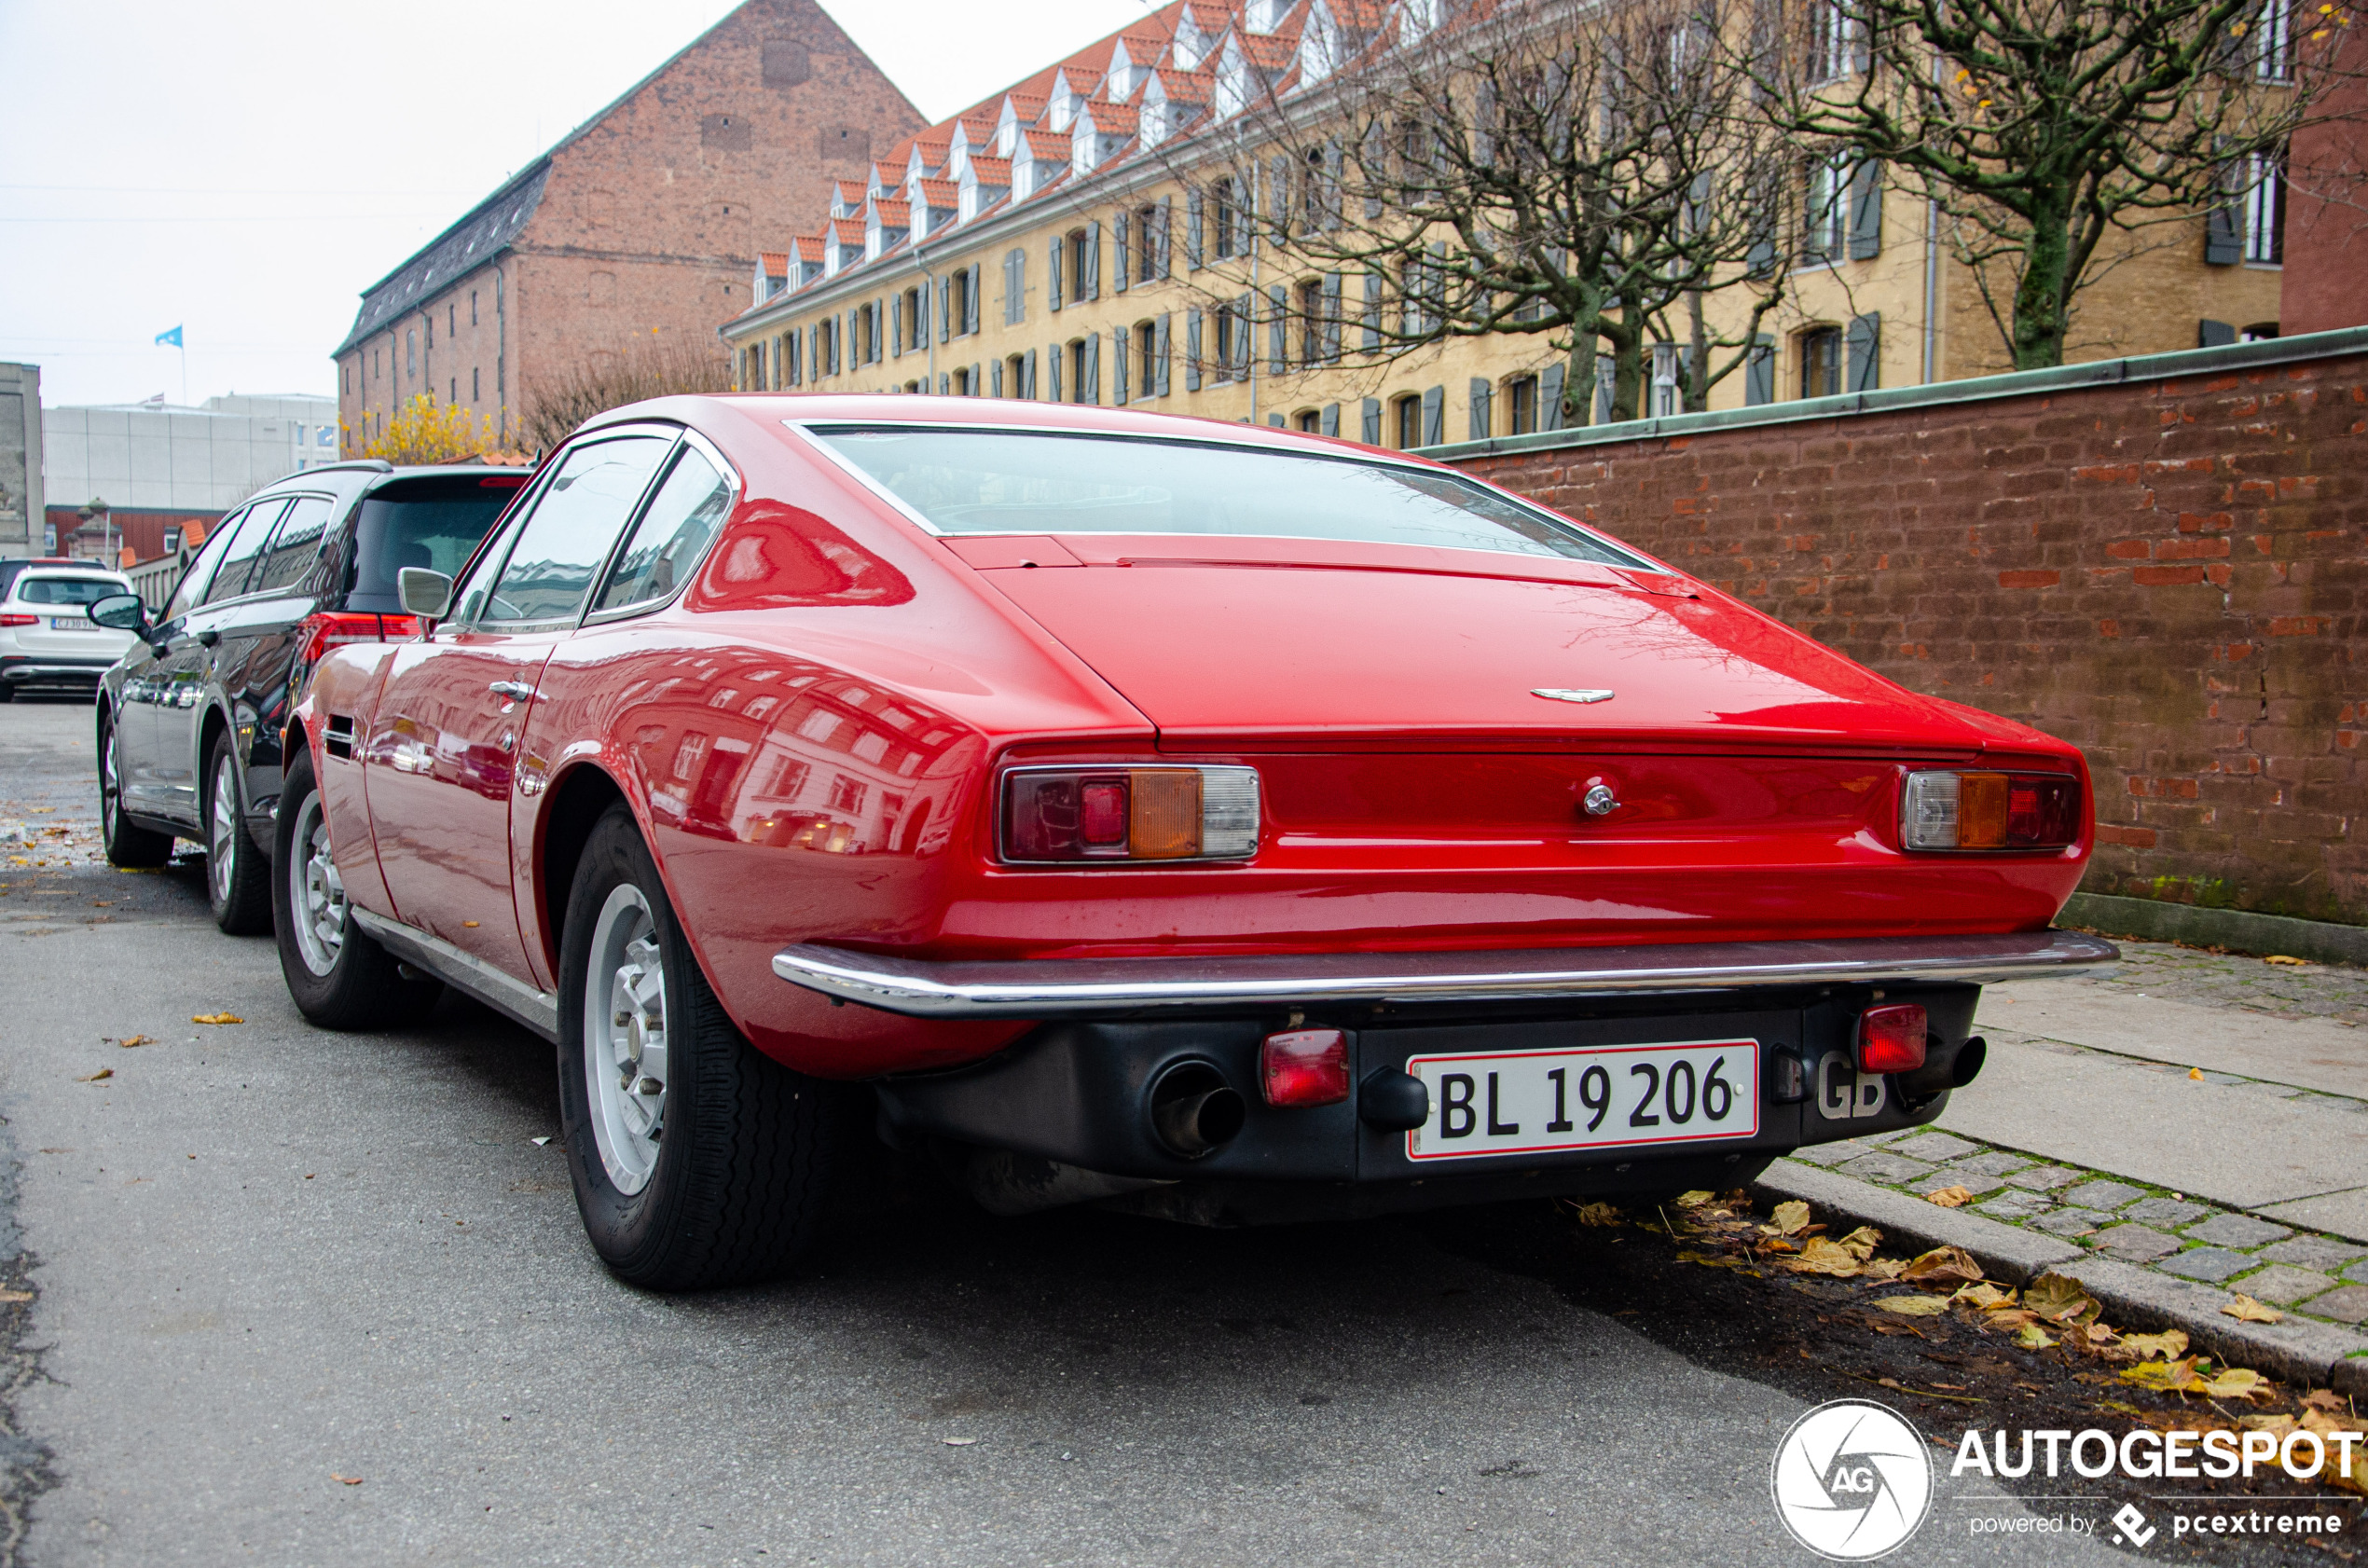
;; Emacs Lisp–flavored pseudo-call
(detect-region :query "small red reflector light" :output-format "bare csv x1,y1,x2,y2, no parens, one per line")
479,475,528,488
1856,1004,1929,1074
1260,1028,1350,1107
1080,781,1128,844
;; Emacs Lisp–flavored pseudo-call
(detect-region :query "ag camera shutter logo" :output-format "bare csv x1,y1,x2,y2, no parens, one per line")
1769,1398,1934,1560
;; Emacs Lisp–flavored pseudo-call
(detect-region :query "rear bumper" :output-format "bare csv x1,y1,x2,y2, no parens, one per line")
0,653,113,683
776,929,2118,1019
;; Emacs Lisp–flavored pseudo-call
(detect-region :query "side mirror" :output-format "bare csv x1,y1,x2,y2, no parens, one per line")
88,593,148,635
397,567,454,620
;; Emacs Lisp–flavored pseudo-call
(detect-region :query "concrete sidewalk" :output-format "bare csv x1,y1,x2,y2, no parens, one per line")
1768,938,2368,1382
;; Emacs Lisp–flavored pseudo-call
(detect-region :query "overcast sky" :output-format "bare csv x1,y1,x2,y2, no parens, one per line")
0,0,1153,410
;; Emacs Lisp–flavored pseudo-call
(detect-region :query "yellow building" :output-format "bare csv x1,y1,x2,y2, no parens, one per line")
720,0,2286,446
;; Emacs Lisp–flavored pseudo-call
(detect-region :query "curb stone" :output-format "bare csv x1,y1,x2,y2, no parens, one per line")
1752,1159,2368,1398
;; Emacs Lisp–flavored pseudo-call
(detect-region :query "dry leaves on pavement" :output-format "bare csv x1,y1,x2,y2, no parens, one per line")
75,1068,111,1082
1871,1295,1952,1316
1924,1186,1976,1208
2223,1294,2284,1323
109,1034,151,1049
1569,1202,1621,1227
2017,1325,2058,1351
1902,1245,1984,1289
2122,1329,2190,1359
191,1013,242,1025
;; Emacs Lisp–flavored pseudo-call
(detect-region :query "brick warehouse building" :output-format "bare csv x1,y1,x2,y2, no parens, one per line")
334,0,920,454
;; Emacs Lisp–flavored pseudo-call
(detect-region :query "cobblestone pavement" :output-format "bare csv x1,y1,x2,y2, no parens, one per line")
2067,929,2368,1026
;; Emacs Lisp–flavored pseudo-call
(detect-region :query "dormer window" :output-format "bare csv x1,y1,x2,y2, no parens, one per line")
1048,74,1079,131
1246,0,1289,33
1173,13,1209,69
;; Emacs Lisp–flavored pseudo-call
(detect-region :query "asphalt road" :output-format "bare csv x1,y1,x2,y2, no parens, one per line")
0,695,2129,1567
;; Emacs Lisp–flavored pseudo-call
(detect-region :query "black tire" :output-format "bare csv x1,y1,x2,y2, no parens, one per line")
203,730,273,935
272,750,443,1028
97,708,172,868
558,804,846,1291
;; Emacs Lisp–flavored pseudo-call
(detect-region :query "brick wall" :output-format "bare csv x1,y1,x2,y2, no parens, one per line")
1439,332,2368,927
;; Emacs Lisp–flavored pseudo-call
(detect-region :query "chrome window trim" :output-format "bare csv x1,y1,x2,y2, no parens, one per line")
781,419,1656,571
578,425,744,628
772,929,2122,1020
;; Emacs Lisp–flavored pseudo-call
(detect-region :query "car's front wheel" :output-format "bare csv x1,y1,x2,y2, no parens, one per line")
203,733,272,934
272,751,443,1028
558,804,847,1291
97,709,172,868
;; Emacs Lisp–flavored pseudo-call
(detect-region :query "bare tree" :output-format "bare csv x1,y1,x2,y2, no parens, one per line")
1742,0,2363,368
1177,0,1797,425
518,342,731,453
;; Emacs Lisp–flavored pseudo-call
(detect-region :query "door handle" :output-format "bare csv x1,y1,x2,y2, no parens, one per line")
488,680,536,702
195,628,220,648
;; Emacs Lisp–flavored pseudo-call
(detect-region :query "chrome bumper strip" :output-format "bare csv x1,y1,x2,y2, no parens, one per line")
771,929,2120,1019
352,907,560,1041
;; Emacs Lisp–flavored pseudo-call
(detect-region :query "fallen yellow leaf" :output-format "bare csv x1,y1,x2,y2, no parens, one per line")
1571,1202,1621,1227
2241,1413,2298,1435
1956,1283,2017,1310
2190,1067,2205,1080
1835,1226,1883,1260
192,1013,242,1025
2122,1329,2189,1359
2223,1294,2283,1324
2025,1273,2101,1325
1872,1295,1951,1316
1986,1309,2040,1328
1675,1249,1760,1275
331,1474,363,1486
0,1289,30,1303
116,1035,151,1049
1924,1185,1976,1208
76,1068,112,1082
1903,1245,1984,1288
2196,1367,2273,1402
2017,1324,2057,1350
2265,955,2309,966
1788,1237,1871,1276
1673,1190,1715,1207
2303,1390,2352,1414
1770,1200,1811,1235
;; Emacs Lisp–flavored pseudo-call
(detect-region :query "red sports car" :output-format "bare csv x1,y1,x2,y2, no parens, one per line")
280,396,2113,1289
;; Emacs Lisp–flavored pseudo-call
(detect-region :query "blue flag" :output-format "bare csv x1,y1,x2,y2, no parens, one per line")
155,325,183,349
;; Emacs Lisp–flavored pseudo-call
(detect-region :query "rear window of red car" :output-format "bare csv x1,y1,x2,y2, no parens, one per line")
808,426,1649,568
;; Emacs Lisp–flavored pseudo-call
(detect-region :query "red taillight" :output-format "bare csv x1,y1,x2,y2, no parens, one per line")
1000,766,1260,862
1901,771,2082,850
298,612,401,663
1080,781,1128,845
0,614,38,628
1856,1004,1929,1074
1260,1028,1350,1107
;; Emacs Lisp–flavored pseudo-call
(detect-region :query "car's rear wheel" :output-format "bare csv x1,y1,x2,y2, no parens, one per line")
558,804,846,1291
272,751,442,1028
204,734,272,935
97,709,171,868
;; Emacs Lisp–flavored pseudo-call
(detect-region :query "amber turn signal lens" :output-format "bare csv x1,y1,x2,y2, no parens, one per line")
1856,1003,1929,1074
1127,769,1202,859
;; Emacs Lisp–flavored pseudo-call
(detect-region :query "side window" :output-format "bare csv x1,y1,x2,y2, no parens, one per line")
250,495,335,595
593,447,734,614
201,499,289,605
461,434,672,626
163,513,241,621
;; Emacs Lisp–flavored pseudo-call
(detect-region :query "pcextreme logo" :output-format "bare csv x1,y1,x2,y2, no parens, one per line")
1769,1399,1934,1561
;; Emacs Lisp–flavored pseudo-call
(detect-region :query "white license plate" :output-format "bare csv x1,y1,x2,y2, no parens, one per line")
1404,1038,1760,1161
48,616,99,630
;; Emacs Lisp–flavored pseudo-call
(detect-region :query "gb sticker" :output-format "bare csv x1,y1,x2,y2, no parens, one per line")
1816,1050,1886,1121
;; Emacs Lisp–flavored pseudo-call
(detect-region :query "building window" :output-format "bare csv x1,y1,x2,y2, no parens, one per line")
1007,352,1028,396
448,303,457,337
1800,326,1842,398
406,332,417,378
1649,343,1683,418
2251,0,2293,79
1135,204,1161,282
449,377,458,406
1065,229,1091,301
1213,177,1238,258
473,366,480,402
1507,374,1538,434
1394,393,1422,449
1295,408,1321,433
342,364,351,393
162,528,183,554
1070,338,1091,403
1298,277,1326,367
1213,303,1239,380
471,290,479,326
949,272,971,338
1810,0,1865,81
1804,154,1852,265
2243,150,2285,265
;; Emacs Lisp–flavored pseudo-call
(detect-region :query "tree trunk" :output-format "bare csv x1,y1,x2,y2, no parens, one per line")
2008,201,2075,369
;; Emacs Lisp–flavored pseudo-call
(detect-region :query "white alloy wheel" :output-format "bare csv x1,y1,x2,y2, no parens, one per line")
288,791,347,978
208,750,240,905
585,883,668,1196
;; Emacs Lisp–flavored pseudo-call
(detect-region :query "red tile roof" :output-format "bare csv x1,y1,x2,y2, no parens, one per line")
758,250,788,275
965,156,1012,186
830,217,866,243
872,199,911,225
1021,128,1071,159
916,177,960,208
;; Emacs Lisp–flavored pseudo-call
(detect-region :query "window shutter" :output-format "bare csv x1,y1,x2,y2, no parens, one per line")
890,295,902,358
991,359,1003,396
1086,331,1101,404
1363,271,1384,351
1048,345,1062,402
938,372,949,394
1158,196,1174,277
1086,221,1102,300
1321,273,1342,363
2205,172,2242,265
1232,294,1253,379
1269,413,1286,427
1186,309,1204,391
1746,335,1776,406
1113,327,1130,403
1267,283,1287,374
1321,402,1340,438
971,361,983,395
1847,159,1882,259
1360,397,1382,444
1026,348,1039,398
1006,251,1024,324
1420,385,1444,447
1540,363,1564,430
1468,378,1493,440
1155,314,1172,396
937,278,950,344
2197,318,2238,348
1186,188,1205,270
1846,312,1880,392
1114,212,1131,293
966,266,981,335
1049,235,1065,310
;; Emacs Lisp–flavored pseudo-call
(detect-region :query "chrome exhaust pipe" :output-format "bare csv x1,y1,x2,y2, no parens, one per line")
1148,1061,1246,1159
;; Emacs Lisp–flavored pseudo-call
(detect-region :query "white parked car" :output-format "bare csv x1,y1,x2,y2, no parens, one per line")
0,565,140,700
